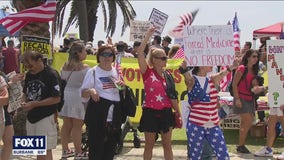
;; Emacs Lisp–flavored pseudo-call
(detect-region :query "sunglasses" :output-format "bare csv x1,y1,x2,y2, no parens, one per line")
154,56,168,61
100,52,114,57
251,55,258,58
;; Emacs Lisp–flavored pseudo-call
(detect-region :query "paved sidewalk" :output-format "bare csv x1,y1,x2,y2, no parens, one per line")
6,143,282,160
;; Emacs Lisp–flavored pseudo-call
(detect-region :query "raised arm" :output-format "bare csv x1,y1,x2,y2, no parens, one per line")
179,60,195,91
136,27,155,74
211,60,239,85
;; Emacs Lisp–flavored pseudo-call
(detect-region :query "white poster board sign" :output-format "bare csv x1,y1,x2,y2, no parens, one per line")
6,71,23,113
267,40,284,107
183,25,235,66
148,8,168,36
129,20,151,42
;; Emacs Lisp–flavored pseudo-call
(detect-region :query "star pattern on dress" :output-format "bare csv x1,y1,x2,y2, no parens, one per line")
156,94,163,102
150,73,159,82
188,125,229,160
150,87,154,92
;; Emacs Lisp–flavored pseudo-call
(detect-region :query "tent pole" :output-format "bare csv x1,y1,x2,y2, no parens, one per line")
252,37,256,49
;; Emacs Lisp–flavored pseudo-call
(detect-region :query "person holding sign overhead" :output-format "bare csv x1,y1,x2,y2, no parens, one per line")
179,59,238,159
136,26,181,160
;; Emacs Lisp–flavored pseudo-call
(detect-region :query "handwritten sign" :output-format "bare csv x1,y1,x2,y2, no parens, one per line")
129,20,151,42
148,8,168,36
183,25,235,66
6,71,23,113
267,40,284,107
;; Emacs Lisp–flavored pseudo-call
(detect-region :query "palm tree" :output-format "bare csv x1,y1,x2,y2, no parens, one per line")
11,0,51,38
53,0,136,42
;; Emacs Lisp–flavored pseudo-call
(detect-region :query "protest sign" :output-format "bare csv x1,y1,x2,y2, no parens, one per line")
148,8,168,36
183,25,235,66
267,40,284,107
129,20,151,42
6,71,23,113
21,35,51,72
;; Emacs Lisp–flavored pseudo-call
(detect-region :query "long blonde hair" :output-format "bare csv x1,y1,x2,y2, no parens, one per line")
146,48,165,67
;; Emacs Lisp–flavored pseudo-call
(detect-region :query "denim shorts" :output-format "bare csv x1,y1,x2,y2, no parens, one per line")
233,98,255,114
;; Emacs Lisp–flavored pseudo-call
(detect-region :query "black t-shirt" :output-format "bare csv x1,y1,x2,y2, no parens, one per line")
23,66,60,123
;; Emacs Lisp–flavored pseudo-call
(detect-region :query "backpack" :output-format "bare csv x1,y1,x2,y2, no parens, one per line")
228,67,265,100
163,70,178,100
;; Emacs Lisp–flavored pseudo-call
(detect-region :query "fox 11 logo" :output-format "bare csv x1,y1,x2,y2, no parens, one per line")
12,136,46,155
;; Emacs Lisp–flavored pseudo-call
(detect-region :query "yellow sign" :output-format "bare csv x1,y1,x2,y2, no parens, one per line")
52,53,187,125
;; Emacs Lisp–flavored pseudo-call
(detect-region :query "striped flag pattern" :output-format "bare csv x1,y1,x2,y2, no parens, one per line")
172,47,185,59
219,19,234,91
219,66,232,92
168,9,199,38
232,12,240,51
114,54,124,82
0,0,56,35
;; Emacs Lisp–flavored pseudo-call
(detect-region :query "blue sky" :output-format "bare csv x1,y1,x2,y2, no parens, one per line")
2,1,284,48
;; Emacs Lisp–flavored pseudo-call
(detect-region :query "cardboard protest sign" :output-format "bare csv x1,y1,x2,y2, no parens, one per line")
148,8,168,36
130,20,151,42
6,71,23,113
21,35,51,72
183,25,235,66
267,40,284,107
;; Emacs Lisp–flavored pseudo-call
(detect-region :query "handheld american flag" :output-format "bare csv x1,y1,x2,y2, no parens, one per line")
232,12,240,51
172,47,185,59
168,9,199,38
114,54,124,82
0,0,56,35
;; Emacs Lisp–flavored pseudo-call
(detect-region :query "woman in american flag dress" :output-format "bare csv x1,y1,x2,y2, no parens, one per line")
180,60,237,160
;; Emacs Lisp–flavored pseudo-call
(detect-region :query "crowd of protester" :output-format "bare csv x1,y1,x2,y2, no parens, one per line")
0,26,284,160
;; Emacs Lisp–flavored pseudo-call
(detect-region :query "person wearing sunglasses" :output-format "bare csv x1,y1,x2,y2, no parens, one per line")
232,49,261,153
136,27,181,160
81,45,125,160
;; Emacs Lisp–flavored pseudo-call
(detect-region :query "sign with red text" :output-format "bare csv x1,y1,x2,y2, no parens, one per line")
148,8,168,36
267,40,284,107
129,20,151,42
183,25,235,66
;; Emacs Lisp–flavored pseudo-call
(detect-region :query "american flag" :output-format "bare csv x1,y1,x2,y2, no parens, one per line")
219,66,232,92
114,54,124,81
172,47,185,59
99,77,116,89
219,19,234,91
168,9,199,38
0,0,56,35
232,12,240,51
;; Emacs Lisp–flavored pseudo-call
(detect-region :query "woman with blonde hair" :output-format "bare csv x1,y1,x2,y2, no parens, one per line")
60,40,89,159
136,27,181,160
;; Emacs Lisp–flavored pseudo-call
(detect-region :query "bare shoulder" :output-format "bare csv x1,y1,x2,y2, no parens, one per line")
82,64,90,69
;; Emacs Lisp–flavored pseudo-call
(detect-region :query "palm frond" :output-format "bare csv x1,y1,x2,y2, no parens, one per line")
53,0,71,36
116,0,136,36
99,1,107,32
62,0,79,36
106,0,117,37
